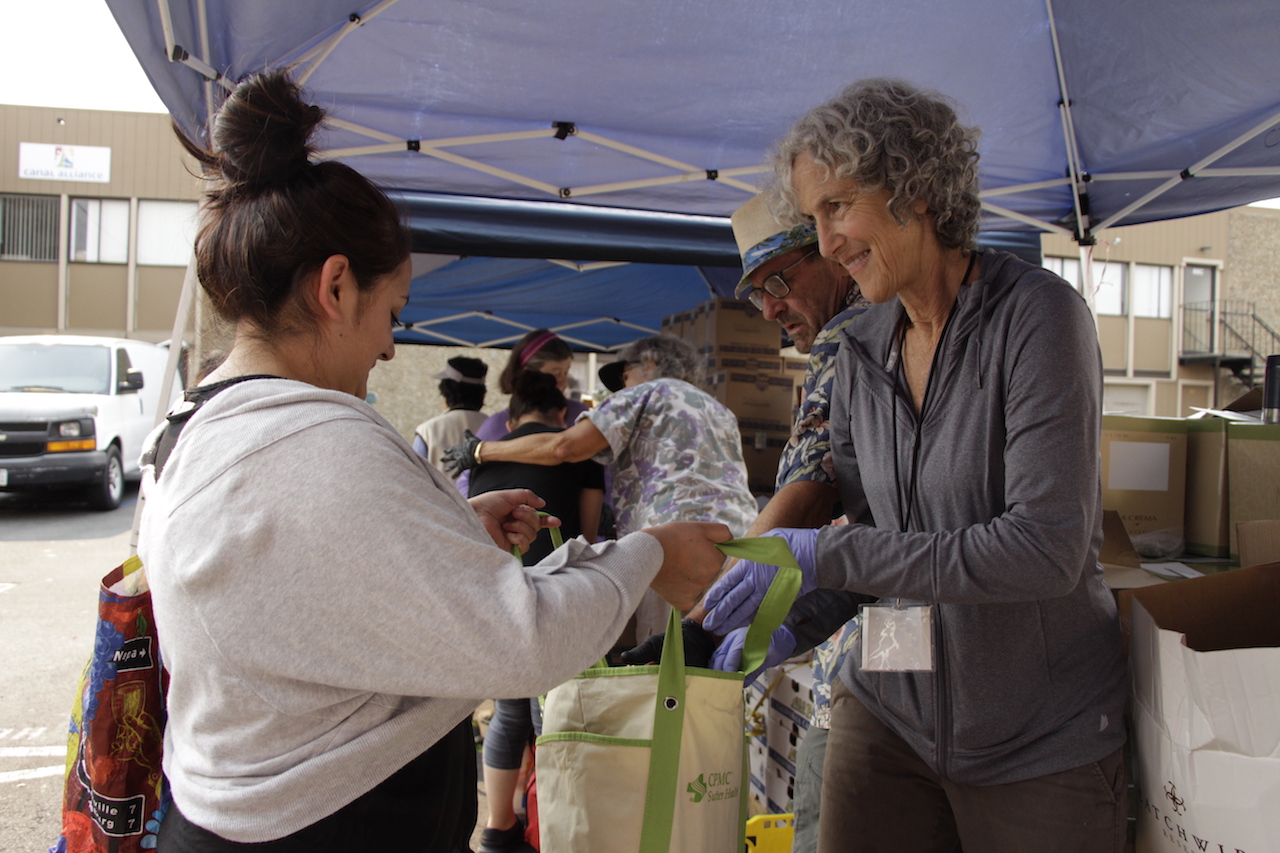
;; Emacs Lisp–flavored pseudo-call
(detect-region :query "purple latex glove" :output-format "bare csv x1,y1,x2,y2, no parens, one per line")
710,625,797,687
702,528,818,635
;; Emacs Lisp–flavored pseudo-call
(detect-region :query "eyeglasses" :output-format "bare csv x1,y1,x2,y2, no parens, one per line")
743,248,818,310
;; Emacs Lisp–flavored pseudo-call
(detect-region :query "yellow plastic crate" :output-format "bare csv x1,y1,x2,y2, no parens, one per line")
745,813,794,852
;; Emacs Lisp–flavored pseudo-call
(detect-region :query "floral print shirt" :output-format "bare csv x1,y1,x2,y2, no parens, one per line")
776,303,868,489
585,377,757,538
775,302,869,728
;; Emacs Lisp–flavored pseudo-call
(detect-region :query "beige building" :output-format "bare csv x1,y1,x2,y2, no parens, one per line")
1042,205,1280,417
1,103,201,341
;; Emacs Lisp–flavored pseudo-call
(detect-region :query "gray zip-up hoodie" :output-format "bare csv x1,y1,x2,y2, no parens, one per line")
811,250,1127,785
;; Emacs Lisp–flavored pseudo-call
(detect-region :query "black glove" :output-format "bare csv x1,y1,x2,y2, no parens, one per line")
620,619,718,668
440,430,482,478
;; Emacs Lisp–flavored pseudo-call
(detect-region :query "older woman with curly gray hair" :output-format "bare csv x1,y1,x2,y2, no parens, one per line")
447,333,756,639
700,79,1128,851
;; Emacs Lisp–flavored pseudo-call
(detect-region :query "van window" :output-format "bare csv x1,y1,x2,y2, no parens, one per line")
0,343,112,394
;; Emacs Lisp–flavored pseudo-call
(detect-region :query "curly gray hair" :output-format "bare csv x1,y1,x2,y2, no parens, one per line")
768,78,981,251
617,334,703,387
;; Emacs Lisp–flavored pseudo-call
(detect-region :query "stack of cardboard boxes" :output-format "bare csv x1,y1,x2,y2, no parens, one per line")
661,298,800,493
744,665,815,816
1100,392,1280,569
1100,393,1280,851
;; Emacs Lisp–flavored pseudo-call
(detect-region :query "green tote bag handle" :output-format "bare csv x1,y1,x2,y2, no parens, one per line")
637,536,803,853
509,511,564,558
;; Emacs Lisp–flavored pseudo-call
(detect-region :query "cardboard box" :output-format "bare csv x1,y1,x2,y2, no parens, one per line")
1183,417,1230,557
694,298,782,355
1100,415,1188,558
1226,422,1280,560
707,370,795,431
1236,519,1280,569
659,310,693,342
738,428,791,494
780,354,809,385
704,354,783,375
1122,564,1280,853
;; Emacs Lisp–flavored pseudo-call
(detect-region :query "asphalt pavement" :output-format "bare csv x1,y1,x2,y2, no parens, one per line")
0,484,139,853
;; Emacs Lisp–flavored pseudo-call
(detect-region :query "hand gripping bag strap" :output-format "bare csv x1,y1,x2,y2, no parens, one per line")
509,512,564,558
714,537,803,676
636,538,802,853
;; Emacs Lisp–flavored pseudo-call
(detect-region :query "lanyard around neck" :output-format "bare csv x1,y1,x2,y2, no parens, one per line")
892,252,978,532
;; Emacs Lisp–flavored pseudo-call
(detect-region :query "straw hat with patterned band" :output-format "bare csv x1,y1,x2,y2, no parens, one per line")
731,193,818,300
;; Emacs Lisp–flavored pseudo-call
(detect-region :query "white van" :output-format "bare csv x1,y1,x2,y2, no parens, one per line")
0,335,183,510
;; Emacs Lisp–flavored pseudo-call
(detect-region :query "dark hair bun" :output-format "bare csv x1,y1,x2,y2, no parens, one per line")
513,370,560,401
447,356,488,382
211,70,324,189
509,370,567,421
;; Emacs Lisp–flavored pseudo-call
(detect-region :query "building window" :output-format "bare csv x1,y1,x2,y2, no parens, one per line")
0,193,59,261
137,200,198,266
70,197,129,263
1132,264,1173,319
1042,256,1126,315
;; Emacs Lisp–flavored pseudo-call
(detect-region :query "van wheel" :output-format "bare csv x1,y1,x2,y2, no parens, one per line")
90,446,125,511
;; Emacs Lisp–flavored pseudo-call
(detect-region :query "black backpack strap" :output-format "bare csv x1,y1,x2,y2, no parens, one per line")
152,374,281,478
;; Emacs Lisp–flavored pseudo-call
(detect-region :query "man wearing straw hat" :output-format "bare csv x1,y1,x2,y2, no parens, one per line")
712,193,869,853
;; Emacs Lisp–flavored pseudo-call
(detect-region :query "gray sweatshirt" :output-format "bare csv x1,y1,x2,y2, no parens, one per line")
137,379,663,842
810,250,1127,785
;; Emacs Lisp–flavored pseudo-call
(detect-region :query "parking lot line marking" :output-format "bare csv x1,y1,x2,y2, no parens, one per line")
9,727,47,740
0,583,15,594
0,765,63,784
0,746,65,757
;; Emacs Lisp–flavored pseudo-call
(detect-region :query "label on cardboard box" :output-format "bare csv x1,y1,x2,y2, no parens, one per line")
704,354,783,373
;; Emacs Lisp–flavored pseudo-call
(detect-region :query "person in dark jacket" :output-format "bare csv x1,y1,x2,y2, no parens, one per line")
703,78,1128,852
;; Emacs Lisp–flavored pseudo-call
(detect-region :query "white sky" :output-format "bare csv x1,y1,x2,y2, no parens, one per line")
0,0,167,113
1,0,1278,211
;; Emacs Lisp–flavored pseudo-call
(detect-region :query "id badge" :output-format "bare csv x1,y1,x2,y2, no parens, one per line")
859,603,934,672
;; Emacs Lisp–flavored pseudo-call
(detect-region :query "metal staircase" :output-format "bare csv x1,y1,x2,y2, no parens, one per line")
1181,300,1280,388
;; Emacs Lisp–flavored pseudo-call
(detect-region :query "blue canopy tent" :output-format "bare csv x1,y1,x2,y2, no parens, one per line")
399,255,739,350
105,0,1280,347
401,233,1041,351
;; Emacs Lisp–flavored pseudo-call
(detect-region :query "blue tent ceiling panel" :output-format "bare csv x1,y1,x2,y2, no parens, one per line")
107,0,1279,351
108,0,1280,241
397,257,717,350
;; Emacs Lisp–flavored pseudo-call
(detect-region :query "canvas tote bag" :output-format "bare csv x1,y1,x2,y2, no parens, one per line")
535,538,801,853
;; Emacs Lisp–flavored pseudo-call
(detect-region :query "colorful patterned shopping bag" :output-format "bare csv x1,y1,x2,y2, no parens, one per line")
51,555,169,853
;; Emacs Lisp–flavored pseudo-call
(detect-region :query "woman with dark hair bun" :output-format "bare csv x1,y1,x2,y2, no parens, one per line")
140,70,730,852
455,329,585,496
466,369,605,852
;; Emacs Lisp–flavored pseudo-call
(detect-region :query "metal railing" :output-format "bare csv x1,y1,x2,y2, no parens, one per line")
1182,299,1280,386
